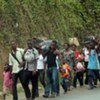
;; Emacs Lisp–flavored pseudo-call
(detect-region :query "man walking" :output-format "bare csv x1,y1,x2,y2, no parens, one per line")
43,41,61,98
9,41,26,100
23,39,39,100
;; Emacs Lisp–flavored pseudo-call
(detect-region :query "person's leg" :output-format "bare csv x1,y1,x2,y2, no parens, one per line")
94,71,98,86
78,72,84,87
88,70,94,89
73,73,77,88
34,71,39,97
9,85,12,95
93,70,99,86
88,76,94,89
57,70,60,95
19,70,31,99
61,77,67,93
43,69,52,97
85,69,89,85
51,68,59,96
39,70,46,88
67,72,72,91
31,72,37,100
98,70,100,81
52,67,58,95
12,73,18,100
3,86,7,100
81,73,84,86
85,62,88,85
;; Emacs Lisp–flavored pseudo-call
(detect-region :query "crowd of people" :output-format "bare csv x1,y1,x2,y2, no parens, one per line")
2,36,100,100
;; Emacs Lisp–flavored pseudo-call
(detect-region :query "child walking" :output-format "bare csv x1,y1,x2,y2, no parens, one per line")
60,59,71,93
3,63,12,100
73,56,85,88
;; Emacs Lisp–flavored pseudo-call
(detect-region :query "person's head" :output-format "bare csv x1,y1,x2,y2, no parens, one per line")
62,59,66,64
37,46,42,54
27,39,33,49
32,37,37,47
77,55,83,62
50,40,57,50
84,41,90,49
71,44,77,51
89,41,95,49
4,63,10,72
11,41,17,51
64,43,70,50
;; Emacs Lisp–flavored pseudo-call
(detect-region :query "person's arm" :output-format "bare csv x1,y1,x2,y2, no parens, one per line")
20,48,26,67
33,48,39,74
44,56,47,72
33,59,37,74
9,53,13,71
55,49,63,67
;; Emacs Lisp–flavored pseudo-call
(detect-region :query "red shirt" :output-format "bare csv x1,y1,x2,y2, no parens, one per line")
74,50,80,58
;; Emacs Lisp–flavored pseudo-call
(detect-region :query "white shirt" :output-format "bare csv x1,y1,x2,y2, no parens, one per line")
37,54,44,70
9,48,24,73
56,56,60,69
83,48,89,62
24,48,38,71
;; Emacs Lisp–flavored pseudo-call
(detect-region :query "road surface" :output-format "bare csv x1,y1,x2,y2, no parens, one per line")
7,86,100,100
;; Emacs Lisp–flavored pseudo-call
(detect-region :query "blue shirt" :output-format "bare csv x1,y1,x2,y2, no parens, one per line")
88,49,98,70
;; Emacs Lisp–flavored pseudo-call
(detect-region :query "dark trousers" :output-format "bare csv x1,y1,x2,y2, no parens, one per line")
36,70,46,96
23,70,37,99
61,77,68,92
94,70,100,85
73,72,84,88
38,70,46,88
34,72,39,97
88,69,100,88
84,62,88,84
12,70,25,100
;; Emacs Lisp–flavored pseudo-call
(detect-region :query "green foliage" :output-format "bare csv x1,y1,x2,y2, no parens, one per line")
0,0,99,64
0,0,99,44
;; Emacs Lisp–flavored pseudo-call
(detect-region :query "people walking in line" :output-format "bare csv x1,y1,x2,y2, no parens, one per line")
4,35,100,100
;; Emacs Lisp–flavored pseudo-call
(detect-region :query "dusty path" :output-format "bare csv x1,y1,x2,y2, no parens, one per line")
7,86,100,100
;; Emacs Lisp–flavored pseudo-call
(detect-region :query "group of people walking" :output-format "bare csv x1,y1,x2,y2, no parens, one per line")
2,36,100,100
